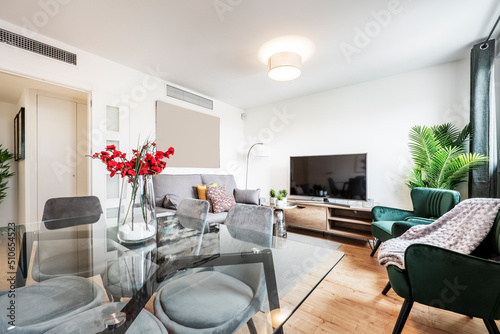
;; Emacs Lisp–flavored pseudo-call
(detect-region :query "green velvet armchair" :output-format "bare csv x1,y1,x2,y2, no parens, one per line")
370,187,461,257
387,209,500,333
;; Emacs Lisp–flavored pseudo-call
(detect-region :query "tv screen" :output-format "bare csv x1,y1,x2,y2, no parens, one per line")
290,154,367,200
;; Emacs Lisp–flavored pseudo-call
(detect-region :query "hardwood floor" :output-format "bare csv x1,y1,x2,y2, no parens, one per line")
281,228,495,334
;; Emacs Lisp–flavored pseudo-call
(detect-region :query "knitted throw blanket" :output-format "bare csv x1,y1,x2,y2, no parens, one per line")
378,198,500,269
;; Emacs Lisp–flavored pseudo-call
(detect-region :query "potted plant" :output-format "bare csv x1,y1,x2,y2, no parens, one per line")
276,189,288,207
269,189,277,206
406,123,488,189
0,145,14,205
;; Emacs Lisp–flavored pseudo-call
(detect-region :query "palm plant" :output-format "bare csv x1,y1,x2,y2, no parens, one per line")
0,145,14,204
406,123,488,190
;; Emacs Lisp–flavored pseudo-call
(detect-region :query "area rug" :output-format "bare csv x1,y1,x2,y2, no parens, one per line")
260,233,343,311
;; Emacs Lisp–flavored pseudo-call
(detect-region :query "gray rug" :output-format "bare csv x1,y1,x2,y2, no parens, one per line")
287,232,342,250
261,233,343,311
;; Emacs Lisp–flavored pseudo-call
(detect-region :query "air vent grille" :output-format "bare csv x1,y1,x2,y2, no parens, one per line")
0,28,77,65
166,85,213,110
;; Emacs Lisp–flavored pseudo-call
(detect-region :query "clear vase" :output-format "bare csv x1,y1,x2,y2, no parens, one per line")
117,175,157,244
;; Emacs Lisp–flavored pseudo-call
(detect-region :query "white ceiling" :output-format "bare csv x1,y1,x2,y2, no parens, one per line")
1,0,499,109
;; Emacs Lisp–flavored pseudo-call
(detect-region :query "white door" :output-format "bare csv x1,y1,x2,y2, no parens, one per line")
37,95,77,219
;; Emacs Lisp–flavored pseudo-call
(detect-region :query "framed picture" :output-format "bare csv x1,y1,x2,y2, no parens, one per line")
14,107,25,161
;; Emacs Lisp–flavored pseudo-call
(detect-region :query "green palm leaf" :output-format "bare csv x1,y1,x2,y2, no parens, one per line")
406,167,426,188
442,153,489,189
431,123,459,148
408,125,439,169
453,123,471,148
406,122,488,190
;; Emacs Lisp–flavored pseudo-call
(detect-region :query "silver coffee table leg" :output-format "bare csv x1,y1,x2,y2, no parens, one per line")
274,209,287,238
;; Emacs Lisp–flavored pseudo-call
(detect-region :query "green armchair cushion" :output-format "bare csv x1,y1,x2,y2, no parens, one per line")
370,221,395,242
371,206,413,222
371,188,460,243
391,219,434,238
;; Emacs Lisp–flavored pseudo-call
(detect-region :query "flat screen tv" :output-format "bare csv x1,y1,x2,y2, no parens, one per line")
290,153,367,200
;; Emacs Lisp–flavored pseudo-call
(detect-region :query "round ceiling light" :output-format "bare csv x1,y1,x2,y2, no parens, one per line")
267,51,302,81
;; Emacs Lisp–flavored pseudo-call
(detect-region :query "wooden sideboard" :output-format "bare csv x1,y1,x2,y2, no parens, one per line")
284,200,374,240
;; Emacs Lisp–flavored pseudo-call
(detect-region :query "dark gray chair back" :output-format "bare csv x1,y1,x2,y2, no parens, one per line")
43,196,103,230
176,198,210,220
225,203,273,234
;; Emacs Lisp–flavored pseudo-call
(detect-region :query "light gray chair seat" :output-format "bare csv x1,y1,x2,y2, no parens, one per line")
106,249,157,301
32,250,95,281
155,269,264,333
45,302,167,334
0,276,104,333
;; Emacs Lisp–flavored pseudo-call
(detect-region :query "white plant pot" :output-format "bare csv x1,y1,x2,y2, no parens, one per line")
270,197,277,206
276,199,285,207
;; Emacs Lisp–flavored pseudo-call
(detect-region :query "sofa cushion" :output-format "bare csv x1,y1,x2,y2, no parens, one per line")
234,188,260,205
201,174,237,195
207,185,235,213
197,183,217,201
153,174,202,209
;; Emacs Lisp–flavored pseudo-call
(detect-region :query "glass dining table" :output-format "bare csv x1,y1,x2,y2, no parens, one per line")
0,212,343,333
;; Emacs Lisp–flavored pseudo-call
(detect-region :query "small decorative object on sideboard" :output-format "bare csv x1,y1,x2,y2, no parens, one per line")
269,189,277,206
91,140,174,243
276,189,288,207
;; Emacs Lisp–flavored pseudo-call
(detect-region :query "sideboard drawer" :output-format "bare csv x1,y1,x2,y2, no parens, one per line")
284,205,327,231
333,208,372,220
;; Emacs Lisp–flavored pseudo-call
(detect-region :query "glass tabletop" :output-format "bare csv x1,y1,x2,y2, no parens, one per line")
0,213,343,333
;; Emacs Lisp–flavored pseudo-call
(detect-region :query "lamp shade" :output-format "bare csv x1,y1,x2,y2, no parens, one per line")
267,52,302,81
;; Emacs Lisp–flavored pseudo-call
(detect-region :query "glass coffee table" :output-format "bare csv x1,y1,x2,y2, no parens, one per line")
0,213,343,333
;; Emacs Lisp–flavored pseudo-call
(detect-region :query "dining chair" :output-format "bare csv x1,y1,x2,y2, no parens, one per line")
106,198,211,301
44,302,167,334
0,276,104,333
176,197,210,220
32,196,104,282
154,203,273,334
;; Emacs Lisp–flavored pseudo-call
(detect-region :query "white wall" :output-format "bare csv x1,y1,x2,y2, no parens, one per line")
0,19,246,221
0,102,18,226
244,59,470,209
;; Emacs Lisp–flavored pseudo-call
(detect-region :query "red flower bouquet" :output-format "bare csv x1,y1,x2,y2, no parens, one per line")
92,142,174,181
92,140,174,243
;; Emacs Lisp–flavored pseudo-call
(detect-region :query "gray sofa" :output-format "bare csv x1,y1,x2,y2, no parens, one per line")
153,174,256,224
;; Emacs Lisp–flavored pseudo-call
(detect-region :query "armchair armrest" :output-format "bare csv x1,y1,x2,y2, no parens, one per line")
404,244,500,319
371,206,413,222
392,218,435,237
404,217,435,224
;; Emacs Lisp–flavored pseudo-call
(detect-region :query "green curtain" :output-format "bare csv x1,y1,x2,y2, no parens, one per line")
469,39,497,198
